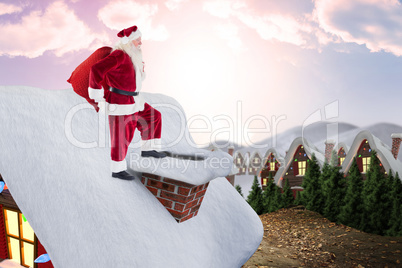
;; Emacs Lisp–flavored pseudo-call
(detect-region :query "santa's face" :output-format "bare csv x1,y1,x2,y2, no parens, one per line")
132,37,142,49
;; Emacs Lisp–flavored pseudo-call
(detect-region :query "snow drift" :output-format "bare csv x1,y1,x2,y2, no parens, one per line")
0,86,263,268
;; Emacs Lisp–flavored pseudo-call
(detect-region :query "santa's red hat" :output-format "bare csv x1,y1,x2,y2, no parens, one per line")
117,25,142,44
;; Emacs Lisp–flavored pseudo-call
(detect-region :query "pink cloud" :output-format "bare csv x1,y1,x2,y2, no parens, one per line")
0,1,108,58
203,0,315,48
0,3,23,16
98,0,169,41
165,0,188,11
314,0,402,55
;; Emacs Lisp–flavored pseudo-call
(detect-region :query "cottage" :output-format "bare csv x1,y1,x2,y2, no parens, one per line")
258,149,284,190
336,142,349,167
234,151,248,175
0,179,53,268
248,151,262,175
274,137,325,189
341,131,402,179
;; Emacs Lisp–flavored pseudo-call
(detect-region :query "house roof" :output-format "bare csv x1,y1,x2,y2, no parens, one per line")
274,137,325,186
257,148,285,175
341,130,402,179
336,142,349,154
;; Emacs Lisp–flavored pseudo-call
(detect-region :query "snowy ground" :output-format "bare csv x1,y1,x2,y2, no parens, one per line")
0,86,263,268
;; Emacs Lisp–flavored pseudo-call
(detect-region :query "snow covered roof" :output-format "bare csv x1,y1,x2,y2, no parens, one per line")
274,137,325,186
0,86,262,267
341,130,402,179
336,142,349,154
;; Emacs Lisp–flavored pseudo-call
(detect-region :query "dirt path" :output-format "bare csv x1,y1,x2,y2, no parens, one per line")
242,206,402,268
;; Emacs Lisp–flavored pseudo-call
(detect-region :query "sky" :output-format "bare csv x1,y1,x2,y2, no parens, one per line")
1,0,402,147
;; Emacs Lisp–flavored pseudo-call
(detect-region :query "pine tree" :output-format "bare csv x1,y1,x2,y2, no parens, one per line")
318,162,332,215
282,178,294,208
235,184,244,198
339,158,363,229
386,172,402,236
294,190,303,206
262,178,277,213
323,166,346,222
247,176,264,215
361,151,391,235
330,150,338,167
301,154,322,212
272,185,283,211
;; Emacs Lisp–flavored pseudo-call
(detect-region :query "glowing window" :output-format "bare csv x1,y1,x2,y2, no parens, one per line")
262,178,267,186
362,157,371,173
237,158,241,164
270,162,275,171
339,157,345,166
298,161,307,176
3,209,35,267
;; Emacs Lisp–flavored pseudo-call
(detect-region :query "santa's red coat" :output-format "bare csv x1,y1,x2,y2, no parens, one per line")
89,49,140,106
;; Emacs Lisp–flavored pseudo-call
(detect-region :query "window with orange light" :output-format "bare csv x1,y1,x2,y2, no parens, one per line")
362,157,371,173
298,161,306,176
3,208,35,268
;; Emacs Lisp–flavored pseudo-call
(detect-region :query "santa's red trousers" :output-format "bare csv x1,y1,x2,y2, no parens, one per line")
109,103,162,162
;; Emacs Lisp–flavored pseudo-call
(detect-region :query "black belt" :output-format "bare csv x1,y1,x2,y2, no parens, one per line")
110,87,139,96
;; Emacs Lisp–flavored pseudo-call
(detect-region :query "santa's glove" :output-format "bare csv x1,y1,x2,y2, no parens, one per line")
88,87,105,103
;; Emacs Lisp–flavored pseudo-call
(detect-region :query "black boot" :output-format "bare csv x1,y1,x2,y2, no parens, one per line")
141,150,167,158
112,170,136,180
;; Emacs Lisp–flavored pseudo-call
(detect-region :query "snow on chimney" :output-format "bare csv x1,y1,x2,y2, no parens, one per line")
391,133,402,160
325,140,336,163
227,146,234,156
141,173,209,223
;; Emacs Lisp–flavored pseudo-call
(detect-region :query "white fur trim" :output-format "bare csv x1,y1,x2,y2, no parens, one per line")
141,138,162,151
128,29,141,41
88,87,104,101
106,95,145,116
119,29,142,45
121,36,129,44
111,160,127,173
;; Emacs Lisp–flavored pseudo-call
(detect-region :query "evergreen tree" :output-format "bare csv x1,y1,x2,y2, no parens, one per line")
262,178,277,213
247,176,264,215
361,151,391,235
272,185,283,211
339,158,363,229
301,154,322,212
386,172,402,236
323,166,346,222
281,178,294,208
294,190,303,206
318,162,332,215
330,150,338,167
235,184,244,198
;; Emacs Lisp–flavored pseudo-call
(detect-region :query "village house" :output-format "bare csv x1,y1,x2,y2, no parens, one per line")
341,131,402,179
258,149,284,190
248,152,263,176
336,142,349,167
274,137,325,190
234,151,248,175
0,174,53,268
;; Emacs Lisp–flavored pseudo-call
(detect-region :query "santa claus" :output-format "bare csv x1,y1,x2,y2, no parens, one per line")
88,25,166,180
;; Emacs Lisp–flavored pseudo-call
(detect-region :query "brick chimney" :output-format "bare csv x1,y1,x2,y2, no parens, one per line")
227,146,234,156
391,133,402,159
325,140,336,163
